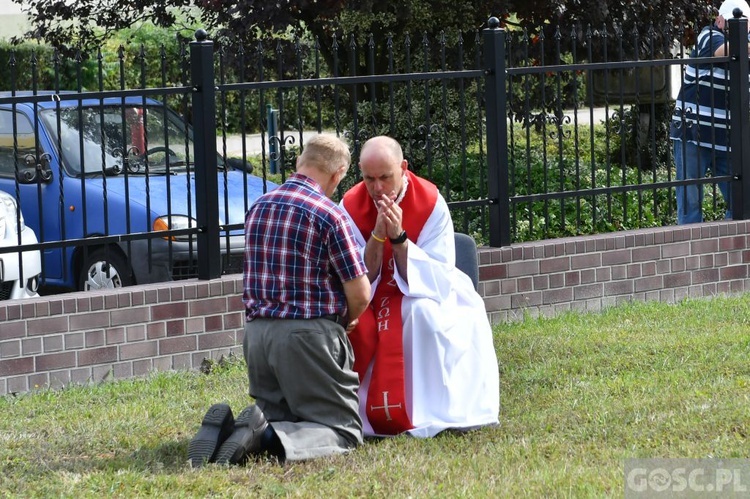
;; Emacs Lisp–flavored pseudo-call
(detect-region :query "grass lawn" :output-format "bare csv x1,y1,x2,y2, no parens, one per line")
1,295,749,497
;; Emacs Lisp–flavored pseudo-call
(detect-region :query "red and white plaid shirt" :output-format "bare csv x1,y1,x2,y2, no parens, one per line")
242,172,366,321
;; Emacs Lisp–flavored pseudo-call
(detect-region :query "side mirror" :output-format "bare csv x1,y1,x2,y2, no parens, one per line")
225,157,254,174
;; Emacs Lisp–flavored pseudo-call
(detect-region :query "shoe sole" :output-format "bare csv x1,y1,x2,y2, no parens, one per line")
188,403,234,468
215,405,268,465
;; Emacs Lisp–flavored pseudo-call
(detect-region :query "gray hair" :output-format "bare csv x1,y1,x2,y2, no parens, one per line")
298,134,351,174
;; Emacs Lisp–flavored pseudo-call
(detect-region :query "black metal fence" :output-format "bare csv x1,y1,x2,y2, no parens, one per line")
1,15,750,295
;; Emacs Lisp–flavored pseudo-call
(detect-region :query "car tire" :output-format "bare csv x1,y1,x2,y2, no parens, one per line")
78,248,134,291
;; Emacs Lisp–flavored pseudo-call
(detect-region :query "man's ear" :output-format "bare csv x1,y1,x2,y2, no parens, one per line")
338,165,349,179
331,165,346,188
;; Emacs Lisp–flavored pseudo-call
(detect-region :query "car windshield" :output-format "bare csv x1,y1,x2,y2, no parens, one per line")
40,104,198,176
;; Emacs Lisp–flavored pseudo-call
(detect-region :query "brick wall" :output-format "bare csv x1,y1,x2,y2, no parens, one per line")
478,220,750,323
1,220,748,396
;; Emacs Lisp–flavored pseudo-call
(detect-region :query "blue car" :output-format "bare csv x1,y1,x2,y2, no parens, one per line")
0,93,276,292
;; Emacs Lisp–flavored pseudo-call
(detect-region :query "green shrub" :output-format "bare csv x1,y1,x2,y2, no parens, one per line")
0,41,98,91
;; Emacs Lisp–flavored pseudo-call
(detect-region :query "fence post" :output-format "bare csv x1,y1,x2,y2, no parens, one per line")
190,29,221,279
727,13,750,220
483,17,510,247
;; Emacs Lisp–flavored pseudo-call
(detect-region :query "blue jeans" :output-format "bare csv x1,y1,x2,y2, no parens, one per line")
673,140,732,224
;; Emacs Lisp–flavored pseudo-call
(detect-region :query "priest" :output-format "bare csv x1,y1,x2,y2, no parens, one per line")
340,135,500,438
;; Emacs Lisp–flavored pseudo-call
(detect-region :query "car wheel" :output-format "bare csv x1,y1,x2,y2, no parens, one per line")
78,248,134,291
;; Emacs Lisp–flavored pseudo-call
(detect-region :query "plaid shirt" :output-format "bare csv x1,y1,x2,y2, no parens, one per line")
242,172,367,321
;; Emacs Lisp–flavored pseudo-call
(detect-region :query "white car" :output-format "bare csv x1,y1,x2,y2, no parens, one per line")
0,190,41,300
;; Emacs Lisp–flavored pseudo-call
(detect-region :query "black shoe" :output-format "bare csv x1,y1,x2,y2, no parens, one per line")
215,404,268,465
188,403,235,468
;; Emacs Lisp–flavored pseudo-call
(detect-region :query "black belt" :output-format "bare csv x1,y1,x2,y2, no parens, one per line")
321,314,348,328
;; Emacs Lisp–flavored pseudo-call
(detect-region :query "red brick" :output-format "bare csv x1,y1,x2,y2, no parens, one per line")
0,357,34,376
0,322,25,339
69,311,110,331
26,317,68,336
227,295,243,312
147,322,167,339
205,315,223,332
574,283,603,300
571,253,601,270
691,239,718,255
120,341,158,361
632,246,660,263
198,331,238,350
511,292,542,308
604,280,634,296
564,271,580,286
78,346,118,366
507,260,539,278
479,264,507,280
664,272,691,288
718,236,747,251
160,336,196,355
224,311,244,329
151,302,188,321
542,288,573,305
111,307,149,326
85,330,105,347
540,257,569,275
634,276,663,292
601,249,631,266
692,269,719,284
190,296,227,317
36,352,76,371
106,327,126,345
720,265,748,281
549,273,565,289
532,275,549,290
166,320,185,337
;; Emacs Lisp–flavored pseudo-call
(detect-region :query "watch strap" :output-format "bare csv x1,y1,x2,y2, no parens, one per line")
389,230,408,245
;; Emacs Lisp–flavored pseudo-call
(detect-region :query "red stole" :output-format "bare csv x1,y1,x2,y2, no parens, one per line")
342,170,438,434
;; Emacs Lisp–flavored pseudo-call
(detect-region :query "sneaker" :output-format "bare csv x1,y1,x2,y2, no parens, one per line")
215,404,269,465
188,403,235,468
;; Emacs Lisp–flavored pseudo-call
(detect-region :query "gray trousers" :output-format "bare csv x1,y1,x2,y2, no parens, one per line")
243,317,363,461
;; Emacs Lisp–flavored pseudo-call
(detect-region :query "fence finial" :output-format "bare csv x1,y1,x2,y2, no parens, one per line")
194,29,208,42
488,17,500,29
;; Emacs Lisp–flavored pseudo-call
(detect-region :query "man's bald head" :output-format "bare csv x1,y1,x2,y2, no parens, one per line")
358,136,408,202
360,136,404,165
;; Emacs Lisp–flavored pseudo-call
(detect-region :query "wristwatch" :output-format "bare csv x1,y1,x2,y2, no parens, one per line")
389,230,408,245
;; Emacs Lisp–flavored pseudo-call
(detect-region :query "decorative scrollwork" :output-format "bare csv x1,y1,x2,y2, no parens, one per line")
268,134,298,173
22,153,53,182
671,106,696,130
547,113,572,140
342,128,371,154
609,109,632,135
416,123,443,150
17,167,35,183
113,145,146,174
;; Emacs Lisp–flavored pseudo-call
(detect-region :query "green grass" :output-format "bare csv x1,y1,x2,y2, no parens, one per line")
1,296,749,497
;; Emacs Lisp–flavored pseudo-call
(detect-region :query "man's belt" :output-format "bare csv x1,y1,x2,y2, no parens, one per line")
321,314,348,328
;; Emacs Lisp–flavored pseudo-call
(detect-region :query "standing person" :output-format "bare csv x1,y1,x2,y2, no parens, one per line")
340,135,499,438
670,0,750,224
188,134,371,466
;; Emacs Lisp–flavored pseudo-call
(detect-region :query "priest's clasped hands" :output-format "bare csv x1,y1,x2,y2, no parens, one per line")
374,192,404,241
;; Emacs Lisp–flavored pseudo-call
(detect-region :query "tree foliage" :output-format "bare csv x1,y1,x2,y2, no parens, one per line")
13,0,504,52
12,0,720,53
